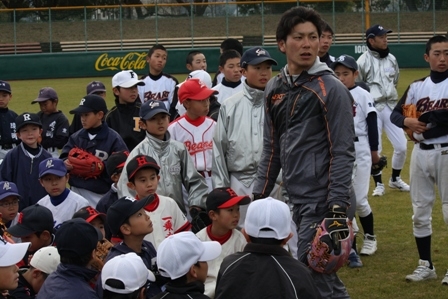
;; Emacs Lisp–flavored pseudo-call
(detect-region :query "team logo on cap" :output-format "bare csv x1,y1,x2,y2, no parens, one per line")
18,212,24,224
86,206,98,216
149,101,160,109
255,49,266,56
226,188,237,197
79,98,86,105
124,196,136,202
336,56,346,62
2,182,11,191
0,82,6,87
378,25,384,30
23,114,31,121
46,159,54,169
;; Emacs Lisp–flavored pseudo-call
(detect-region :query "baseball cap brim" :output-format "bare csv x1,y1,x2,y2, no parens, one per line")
69,106,96,114
39,168,67,179
116,80,145,88
88,88,107,95
0,190,21,201
330,61,357,71
0,87,11,94
0,242,30,267
7,223,36,237
217,195,251,209
31,97,51,104
244,57,278,66
17,121,42,131
128,163,160,181
185,89,219,101
140,108,170,120
198,241,222,262
130,195,153,216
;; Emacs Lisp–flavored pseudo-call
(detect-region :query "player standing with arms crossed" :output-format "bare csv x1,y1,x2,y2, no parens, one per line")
253,7,355,298
390,35,448,283
357,24,409,196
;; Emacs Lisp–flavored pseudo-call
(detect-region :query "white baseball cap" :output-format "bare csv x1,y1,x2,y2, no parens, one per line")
157,231,222,280
177,70,212,89
0,236,30,267
102,252,155,294
30,246,60,274
112,70,145,88
244,197,291,240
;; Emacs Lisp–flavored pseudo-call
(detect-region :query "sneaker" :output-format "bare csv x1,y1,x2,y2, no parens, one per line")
360,234,377,255
389,177,410,192
348,251,363,268
406,260,437,282
442,270,448,285
372,183,385,196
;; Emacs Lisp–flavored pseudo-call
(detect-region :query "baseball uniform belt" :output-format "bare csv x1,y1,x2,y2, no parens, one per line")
419,143,448,150
0,144,13,150
199,170,212,177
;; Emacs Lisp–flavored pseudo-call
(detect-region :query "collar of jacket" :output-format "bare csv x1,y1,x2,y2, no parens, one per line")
367,43,390,59
145,130,171,151
56,263,98,282
114,98,141,109
280,58,332,87
243,242,292,257
165,280,205,295
79,122,110,140
243,80,265,107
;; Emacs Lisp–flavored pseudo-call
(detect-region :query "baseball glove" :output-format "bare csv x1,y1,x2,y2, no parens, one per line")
402,104,422,142
190,208,211,234
91,239,113,271
68,147,104,179
307,217,354,274
371,155,387,176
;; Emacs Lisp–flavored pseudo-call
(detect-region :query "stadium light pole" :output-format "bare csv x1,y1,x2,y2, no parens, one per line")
364,0,370,30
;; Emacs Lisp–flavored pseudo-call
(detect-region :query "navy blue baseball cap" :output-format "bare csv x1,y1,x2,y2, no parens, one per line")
15,113,42,131
240,47,277,68
107,196,153,236
8,204,54,237
330,55,358,71
86,81,106,95
55,218,103,259
0,181,21,201
39,158,67,178
140,100,170,120
69,94,107,114
32,87,58,104
366,24,392,39
0,81,11,94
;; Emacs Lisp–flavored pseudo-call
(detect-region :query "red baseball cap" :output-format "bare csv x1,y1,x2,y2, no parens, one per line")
206,187,251,212
72,206,106,224
178,78,218,104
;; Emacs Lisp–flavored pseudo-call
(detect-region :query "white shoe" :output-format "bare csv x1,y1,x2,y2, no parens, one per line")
442,270,448,285
406,260,437,282
389,177,410,192
360,234,377,255
372,183,385,196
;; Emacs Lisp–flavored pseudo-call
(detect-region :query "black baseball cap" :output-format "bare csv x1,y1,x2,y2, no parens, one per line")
330,55,358,71
139,100,170,120
32,87,58,104
86,81,106,95
206,187,251,212
126,155,160,180
107,196,153,236
240,47,277,68
55,218,102,259
366,24,392,39
0,81,11,94
15,113,42,131
7,204,54,237
69,94,107,115
106,151,129,177
72,206,106,224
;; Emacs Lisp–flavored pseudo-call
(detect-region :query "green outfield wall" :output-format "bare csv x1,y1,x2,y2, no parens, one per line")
1,44,427,81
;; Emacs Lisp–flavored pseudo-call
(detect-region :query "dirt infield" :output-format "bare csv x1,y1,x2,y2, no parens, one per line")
0,11,446,43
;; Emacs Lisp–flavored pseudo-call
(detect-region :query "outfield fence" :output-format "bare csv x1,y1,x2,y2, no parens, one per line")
0,1,447,54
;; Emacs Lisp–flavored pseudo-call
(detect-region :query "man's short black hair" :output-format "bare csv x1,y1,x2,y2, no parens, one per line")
220,38,243,55
186,50,204,65
321,21,334,36
276,6,323,44
148,44,167,57
425,35,448,55
219,50,241,67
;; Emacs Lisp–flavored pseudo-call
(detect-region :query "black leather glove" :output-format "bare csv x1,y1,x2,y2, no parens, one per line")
326,204,347,219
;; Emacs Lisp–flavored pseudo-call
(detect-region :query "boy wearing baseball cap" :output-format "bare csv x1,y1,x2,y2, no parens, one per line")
214,197,320,299
0,236,30,296
7,204,55,261
196,187,249,298
153,231,221,299
0,80,19,161
60,95,128,207
213,47,279,226
36,158,88,230
10,246,60,299
101,252,155,299
0,181,21,233
37,218,102,299
126,154,190,249
106,70,146,151
331,55,379,264
103,196,162,298
32,87,69,158
0,113,51,211
73,206,107,239
117,100,208,221
169,78,218,192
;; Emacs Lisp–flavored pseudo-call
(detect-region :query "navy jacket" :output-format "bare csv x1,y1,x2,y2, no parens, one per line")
60,122,128,194
151,281,209,299
37,264,99,299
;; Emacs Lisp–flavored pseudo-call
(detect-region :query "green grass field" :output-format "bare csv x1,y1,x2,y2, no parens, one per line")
9,68,448,299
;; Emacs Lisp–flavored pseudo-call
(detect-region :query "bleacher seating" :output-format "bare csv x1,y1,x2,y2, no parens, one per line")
0,42,42,55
